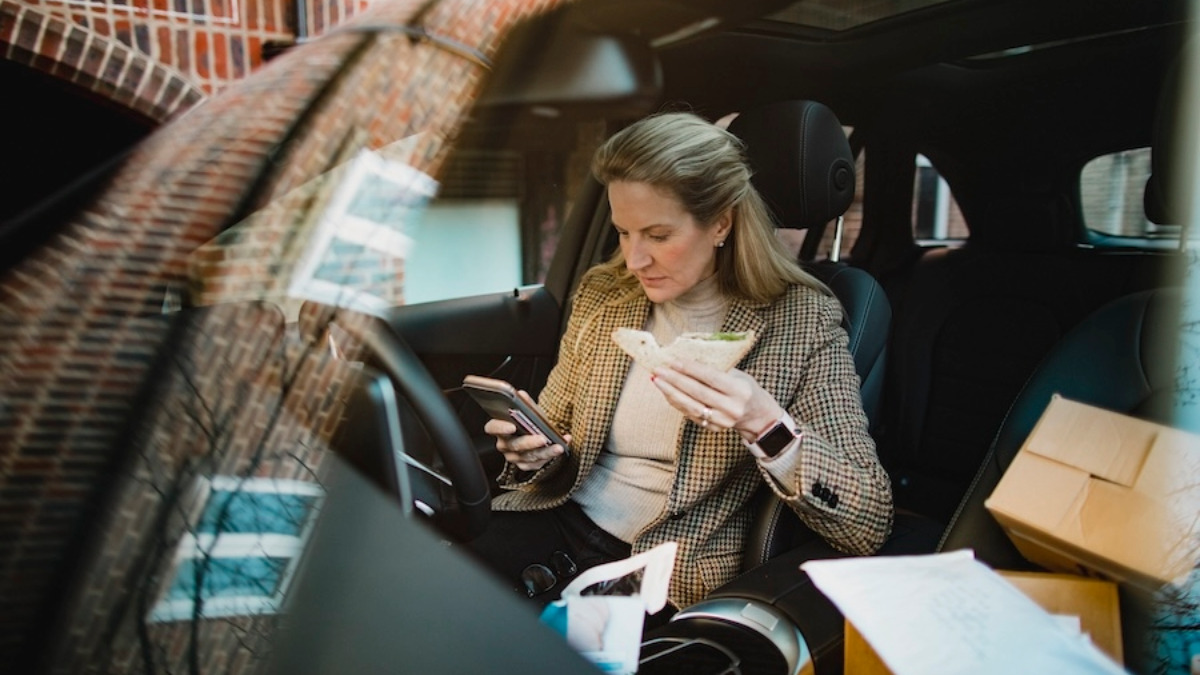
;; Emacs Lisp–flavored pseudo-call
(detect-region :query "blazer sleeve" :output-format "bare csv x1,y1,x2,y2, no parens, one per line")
757,292,894,555
495,278,602,487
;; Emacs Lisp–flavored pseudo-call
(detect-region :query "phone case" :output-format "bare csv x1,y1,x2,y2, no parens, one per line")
463,375,569,454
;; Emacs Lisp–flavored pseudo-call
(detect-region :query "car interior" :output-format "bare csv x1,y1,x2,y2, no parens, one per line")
5,0,1195,672
314,1,1196,672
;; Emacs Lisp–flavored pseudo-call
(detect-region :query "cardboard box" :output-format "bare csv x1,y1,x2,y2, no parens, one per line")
998,571,1123,664
984,395,1200,594
843,570,1124,673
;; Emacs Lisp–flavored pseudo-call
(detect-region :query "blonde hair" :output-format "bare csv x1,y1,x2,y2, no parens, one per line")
589,112,826,305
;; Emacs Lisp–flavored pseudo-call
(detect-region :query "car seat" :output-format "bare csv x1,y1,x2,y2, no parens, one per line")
936,44,1197,660
940,33,1197,569
727,100,900,567
646,78,1193,671
641,101,937,675
876,40,1192,526
937,288,1188,562
727,101,887,430
932,43,1196,668
935,286,1188,668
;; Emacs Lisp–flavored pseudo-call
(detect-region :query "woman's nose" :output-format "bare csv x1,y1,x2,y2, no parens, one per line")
624,238,650,270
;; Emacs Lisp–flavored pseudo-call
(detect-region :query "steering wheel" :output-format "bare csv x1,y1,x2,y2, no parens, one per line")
358,318,492,541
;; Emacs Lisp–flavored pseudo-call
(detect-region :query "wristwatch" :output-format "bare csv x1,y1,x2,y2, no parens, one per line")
747,413,801,459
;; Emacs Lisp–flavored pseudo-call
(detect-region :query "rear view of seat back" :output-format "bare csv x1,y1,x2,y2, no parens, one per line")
938,288,1186,566
880,245,1168,521
728,100,889,433
728,100,894,565
939,43,1197,667
879,37,1191,526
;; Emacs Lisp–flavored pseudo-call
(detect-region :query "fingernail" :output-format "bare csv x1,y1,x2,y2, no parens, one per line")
650,374,657,382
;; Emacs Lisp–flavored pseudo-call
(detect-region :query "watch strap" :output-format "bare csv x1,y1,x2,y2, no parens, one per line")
746,413,800,459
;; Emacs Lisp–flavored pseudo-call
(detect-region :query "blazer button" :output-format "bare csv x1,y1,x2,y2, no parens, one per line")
669,511,686,521
811,480,823,497
828,492,839,508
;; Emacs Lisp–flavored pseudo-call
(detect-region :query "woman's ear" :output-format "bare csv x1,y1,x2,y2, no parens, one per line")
712,209,733,245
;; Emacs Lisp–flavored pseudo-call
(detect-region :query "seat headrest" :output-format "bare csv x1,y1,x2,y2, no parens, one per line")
726,100,855,230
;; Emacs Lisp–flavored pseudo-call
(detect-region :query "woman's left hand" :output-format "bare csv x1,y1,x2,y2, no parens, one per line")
651,360,784,442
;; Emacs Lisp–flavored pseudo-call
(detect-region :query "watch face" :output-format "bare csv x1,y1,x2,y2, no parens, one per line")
758,422,795,457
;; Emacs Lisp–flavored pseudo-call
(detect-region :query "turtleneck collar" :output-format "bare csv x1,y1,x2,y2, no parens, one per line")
649,272,728,340
666,272,722,312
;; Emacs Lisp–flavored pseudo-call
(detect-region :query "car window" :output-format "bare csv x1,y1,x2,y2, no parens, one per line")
810,149,966,260
404,121,606,305
1080,147,1176,243
405,149,522,305
912,153,967,245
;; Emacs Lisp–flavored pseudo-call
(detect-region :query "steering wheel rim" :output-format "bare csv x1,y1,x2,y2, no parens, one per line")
360,319,491,541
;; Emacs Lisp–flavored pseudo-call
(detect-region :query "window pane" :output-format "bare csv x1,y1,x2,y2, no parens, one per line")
401,119,606,306
312,239,399,292
405,200,523,304
911,154,967,243
1080,148,1165,238
167,556,289,600
197,490,318,536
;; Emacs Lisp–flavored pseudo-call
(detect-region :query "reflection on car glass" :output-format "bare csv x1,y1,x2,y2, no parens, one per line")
186,145,437,318
149,477,324,623
288,149,438,316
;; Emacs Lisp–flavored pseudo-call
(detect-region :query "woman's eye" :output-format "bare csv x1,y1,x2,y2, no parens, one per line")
649,234,669,242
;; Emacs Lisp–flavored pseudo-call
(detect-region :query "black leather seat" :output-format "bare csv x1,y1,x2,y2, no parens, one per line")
650,77,1193,670
937,288,1188,567
935,287,1187,669
938,46,1195,669
728,100,900,567
728,101,888,430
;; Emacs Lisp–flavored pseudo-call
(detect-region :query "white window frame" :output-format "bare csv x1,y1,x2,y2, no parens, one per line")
149,476,323,623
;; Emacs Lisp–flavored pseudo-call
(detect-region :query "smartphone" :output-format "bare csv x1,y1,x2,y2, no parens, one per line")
462,375,570,455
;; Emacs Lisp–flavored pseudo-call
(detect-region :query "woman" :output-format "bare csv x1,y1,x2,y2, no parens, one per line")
468,112,893,613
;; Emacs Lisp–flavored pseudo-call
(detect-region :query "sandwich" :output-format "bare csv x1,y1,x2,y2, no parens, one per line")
612,328,757,372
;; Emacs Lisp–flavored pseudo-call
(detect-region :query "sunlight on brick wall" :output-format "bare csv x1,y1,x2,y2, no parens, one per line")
0,0,566,670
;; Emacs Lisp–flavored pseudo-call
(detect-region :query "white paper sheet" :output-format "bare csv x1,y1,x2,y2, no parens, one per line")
801,550,1127,675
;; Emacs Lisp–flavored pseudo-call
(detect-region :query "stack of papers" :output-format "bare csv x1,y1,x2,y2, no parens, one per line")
801,550,1126,675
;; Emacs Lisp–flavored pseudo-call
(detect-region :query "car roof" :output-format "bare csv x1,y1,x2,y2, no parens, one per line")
654,0,1187,118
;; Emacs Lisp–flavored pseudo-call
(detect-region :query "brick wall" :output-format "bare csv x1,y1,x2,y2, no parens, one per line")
0,0,379,129
1,0,206,122
0,0,565,671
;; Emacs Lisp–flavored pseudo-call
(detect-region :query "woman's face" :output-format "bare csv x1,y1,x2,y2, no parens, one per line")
609,180,730,304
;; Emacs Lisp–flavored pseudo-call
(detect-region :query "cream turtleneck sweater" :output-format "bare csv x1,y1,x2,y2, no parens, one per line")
573,274,728,542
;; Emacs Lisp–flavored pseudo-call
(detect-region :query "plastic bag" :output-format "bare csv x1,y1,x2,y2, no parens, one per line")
539,541,677,674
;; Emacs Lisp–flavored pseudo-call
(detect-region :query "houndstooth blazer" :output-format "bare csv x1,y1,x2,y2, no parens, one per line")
493,268,894,610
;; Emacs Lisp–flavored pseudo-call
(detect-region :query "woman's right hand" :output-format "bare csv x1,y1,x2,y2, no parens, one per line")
484,392,570,472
